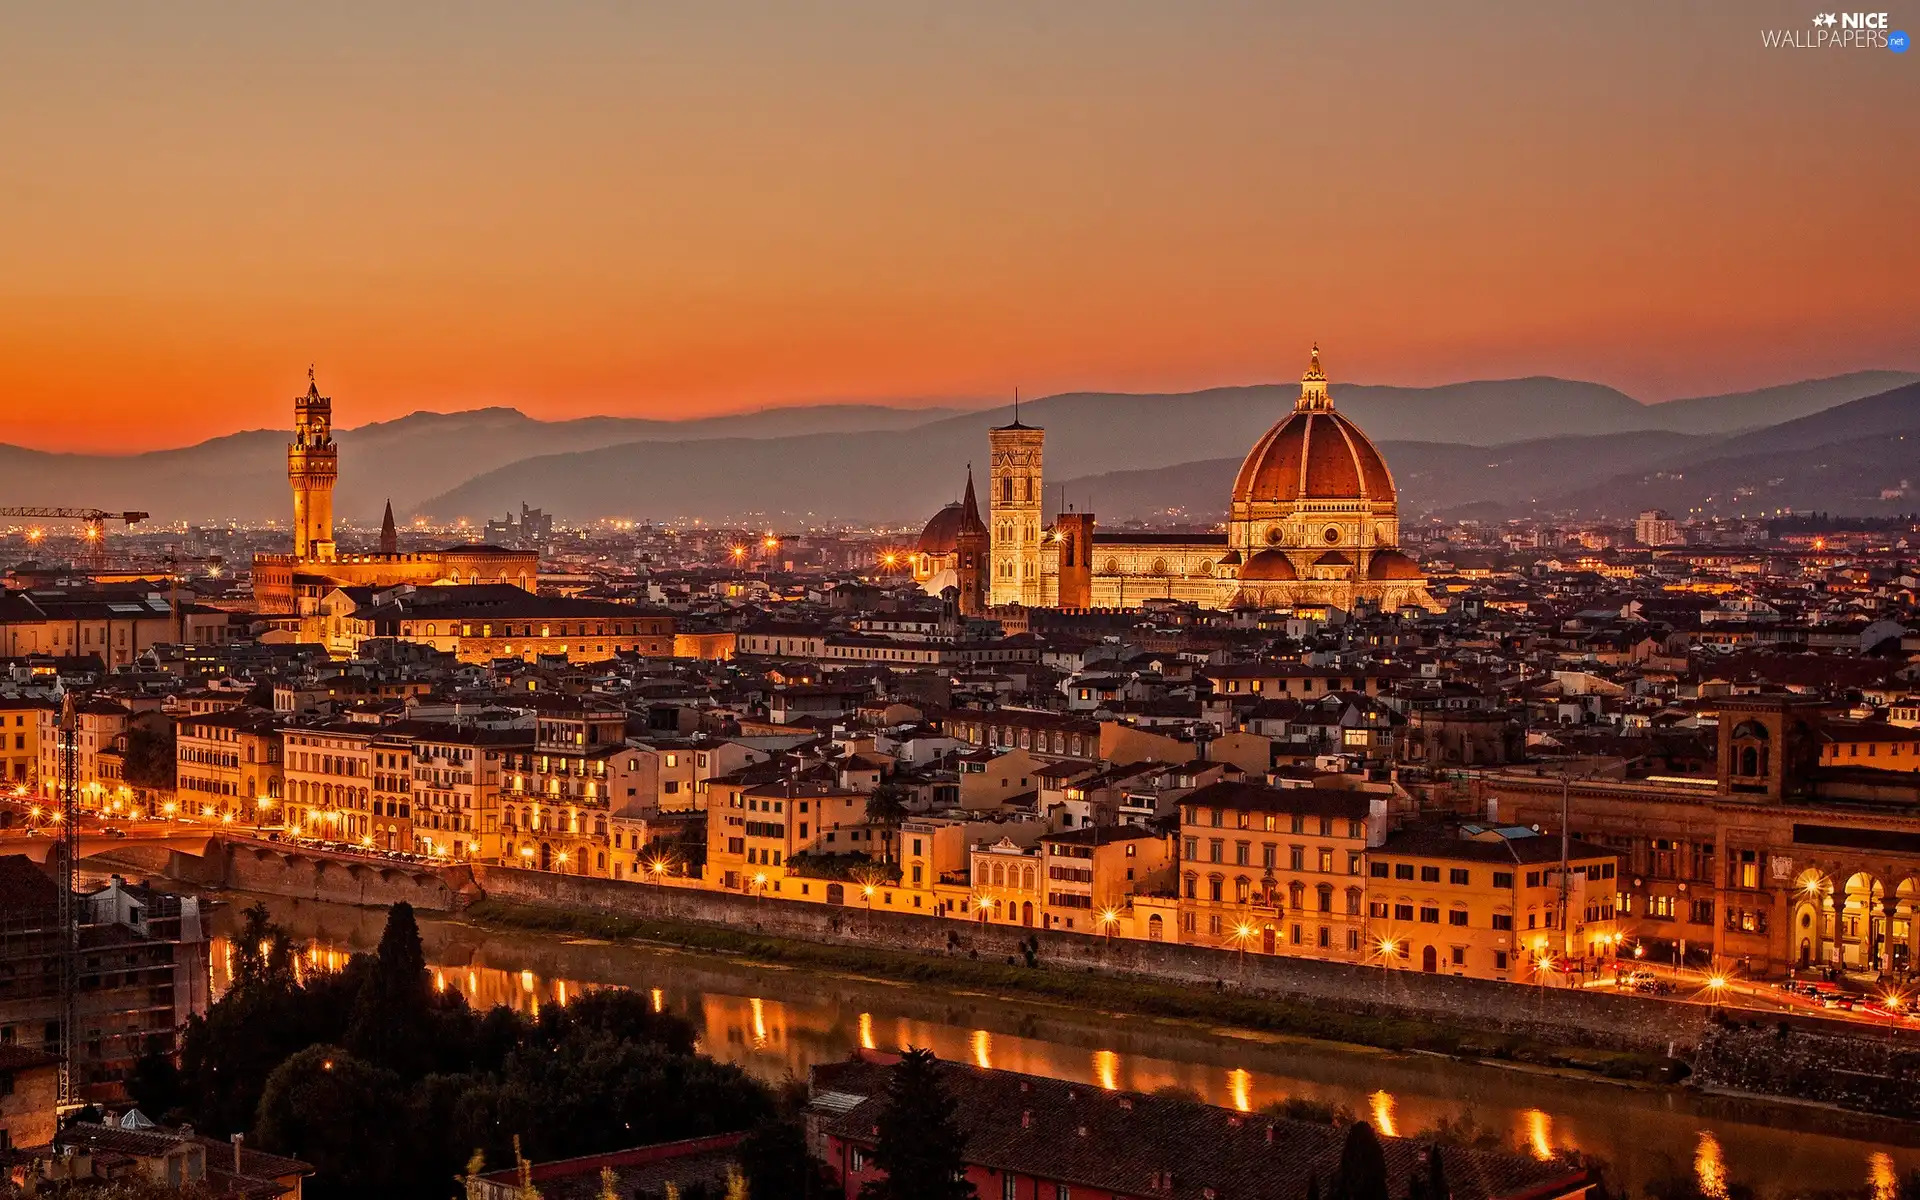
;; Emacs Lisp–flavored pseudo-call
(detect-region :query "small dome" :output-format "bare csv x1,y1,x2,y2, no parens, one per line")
1313,550,1353,567
1238,549,1297,581
917,468,987,554
1367,549,1423,580
916,503,967,555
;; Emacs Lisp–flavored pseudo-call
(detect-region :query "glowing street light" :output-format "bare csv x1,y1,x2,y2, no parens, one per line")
1098,908,1121,947
1231,921,1256,971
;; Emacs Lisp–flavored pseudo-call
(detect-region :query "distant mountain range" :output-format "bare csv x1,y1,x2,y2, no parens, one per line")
0,371,1912,526
1055,381,1920,523
0,403,967,524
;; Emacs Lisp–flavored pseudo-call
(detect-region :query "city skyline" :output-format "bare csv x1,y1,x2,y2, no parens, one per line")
3,1,1915,451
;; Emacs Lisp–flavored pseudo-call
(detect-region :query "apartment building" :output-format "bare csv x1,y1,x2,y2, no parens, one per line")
173,710,282,827
1037,825,1171,933
35,700,132,811
704,777,873,894
1176,781,1380,960
0,699,48,791
400,723,531,861
1366,825,1622,981
498,699,637,876
281,720,378,841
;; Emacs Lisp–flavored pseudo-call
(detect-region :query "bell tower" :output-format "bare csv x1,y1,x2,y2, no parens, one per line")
988,397,1044,607
289,366,338,561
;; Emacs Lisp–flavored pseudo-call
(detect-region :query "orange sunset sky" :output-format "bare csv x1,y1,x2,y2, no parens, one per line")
1,2,1915,452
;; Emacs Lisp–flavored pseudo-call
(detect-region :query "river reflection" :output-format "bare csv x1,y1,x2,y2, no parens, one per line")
206,895,1917,1198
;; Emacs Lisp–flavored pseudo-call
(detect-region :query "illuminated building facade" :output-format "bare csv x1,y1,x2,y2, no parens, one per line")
173,710,283,827
498,699,640,877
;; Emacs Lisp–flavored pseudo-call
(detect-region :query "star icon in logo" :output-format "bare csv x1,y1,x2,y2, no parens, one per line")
1813,12,1838,25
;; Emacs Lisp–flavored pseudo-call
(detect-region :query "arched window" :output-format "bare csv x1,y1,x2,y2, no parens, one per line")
1317,884,1334,913
1148,913,1164,941
1235,876,1251,904
1288,881,1305,909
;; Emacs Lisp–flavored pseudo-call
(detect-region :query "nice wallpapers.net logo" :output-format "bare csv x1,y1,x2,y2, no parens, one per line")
1762,11,1909,48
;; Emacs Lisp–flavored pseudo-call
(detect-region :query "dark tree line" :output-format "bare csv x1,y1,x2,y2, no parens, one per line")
129,902,805,1200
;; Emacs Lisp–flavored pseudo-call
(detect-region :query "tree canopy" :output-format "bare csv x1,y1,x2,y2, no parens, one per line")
134,902,774,1200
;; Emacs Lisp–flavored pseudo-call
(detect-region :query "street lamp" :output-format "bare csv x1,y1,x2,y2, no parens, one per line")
1098,908,1120,947
1232,922,1256,972
647,855,674,916
975,894,993,926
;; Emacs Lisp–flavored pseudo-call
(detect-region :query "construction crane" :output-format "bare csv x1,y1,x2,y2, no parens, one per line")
55,693,79,1104
0,507,150,570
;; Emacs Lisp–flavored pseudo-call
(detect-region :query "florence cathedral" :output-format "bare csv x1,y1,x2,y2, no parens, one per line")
914,347,1439,615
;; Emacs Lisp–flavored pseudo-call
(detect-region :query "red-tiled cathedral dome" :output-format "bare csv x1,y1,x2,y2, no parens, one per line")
1230,347,1396,506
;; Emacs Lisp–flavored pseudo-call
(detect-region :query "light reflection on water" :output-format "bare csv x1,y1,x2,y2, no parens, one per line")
1871,1150,1899,1200
1695,1131,1729,1200
208,920,1919,1198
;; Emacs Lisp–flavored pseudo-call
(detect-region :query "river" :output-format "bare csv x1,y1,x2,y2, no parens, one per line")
205,894,1918,1199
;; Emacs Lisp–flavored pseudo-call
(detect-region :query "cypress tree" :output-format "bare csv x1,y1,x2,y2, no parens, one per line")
344,902,435,1076
1331,1121,1390,1200
859,1049,977,1200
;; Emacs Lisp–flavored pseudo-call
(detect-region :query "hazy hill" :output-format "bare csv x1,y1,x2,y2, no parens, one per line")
420,374,1904,523
0,371,1909,524
1047,431,1725,522
1546,382,1920,517
1639,370,1919,434
0,402,968,522
1061,383,1920,522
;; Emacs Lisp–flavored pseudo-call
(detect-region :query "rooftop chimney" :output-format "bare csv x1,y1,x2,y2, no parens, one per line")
231,1132,244,1173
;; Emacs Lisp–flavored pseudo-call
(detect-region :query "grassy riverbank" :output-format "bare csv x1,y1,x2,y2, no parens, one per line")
462,899,1673,1083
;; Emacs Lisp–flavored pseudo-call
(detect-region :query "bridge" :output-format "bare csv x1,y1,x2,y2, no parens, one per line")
0,828,216,867
0,827,475,911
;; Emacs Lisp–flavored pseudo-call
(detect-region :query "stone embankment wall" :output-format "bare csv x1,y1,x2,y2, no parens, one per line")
1693,1022,1920,1119
474,866,1710,1058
